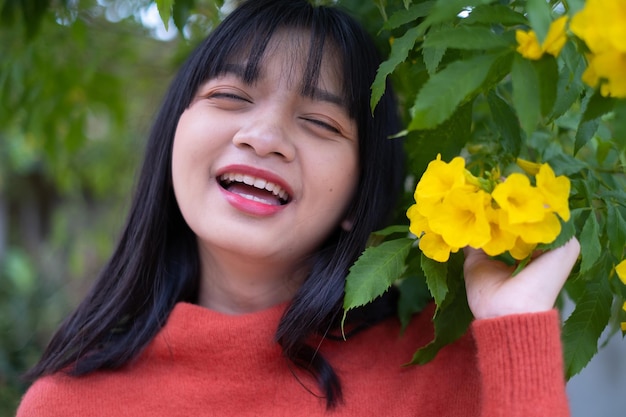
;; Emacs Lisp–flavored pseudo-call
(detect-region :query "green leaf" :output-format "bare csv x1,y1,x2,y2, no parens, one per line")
512,54,540,136
487,90,522,156
384,1,434,30
551,44,585,120
424,0,494,27
534,55,558,117
423,26,512,50
579,211,602,274
525,0,552,43
398,257,432,332
612,100,626,149
406,100,472,176
422,45,446,75
421,253,448,308
371,25,423,111
156,0,174,30
371,225,410,238
343,238,414,312
562,272,613,378
408,53,498,130
606,204,626,260
544,153,587,176
408,252,472,364
463,4,527,26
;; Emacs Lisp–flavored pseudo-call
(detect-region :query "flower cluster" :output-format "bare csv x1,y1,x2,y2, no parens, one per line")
515,16,568,60
406,155,570,263
570,0,626,98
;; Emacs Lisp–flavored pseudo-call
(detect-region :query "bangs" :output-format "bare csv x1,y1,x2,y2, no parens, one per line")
190,2,359,118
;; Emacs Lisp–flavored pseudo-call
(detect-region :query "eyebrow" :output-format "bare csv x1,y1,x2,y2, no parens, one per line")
219,63,346,108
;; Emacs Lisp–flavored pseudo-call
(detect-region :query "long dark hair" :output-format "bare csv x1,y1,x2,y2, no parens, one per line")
26,0,404,409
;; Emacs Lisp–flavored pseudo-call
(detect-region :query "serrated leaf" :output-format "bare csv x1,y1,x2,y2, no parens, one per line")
512,54,540,136
463,4,527,26
371,225,410,238
408,53,498,130
421,253,448,308
156,0,174,30
606,204,626,260
487,90,522,156
371,25,423,111
384,1,434,30
562,273,613,378
526,0,552,43
343,238,413,312
422,45,446,75
423,26,512,50
579,211,602,274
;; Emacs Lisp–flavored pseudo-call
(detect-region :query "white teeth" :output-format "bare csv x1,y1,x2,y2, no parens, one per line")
220,173,289,202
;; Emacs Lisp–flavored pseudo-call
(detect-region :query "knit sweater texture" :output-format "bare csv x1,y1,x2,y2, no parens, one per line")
17,302,569,416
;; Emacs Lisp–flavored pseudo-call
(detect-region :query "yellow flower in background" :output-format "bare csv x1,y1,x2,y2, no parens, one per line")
570,0,626,98
516,16,568,60
536,164,571,221
516,30,543,60
429,188,491,249
516,158,541,176
582,50,626,98
616,260,626,285
543,16,569,56
570,0,626,54
621,301,626,332
492,173,546,224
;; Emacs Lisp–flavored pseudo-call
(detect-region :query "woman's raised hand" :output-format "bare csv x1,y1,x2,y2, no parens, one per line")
463,238,580,320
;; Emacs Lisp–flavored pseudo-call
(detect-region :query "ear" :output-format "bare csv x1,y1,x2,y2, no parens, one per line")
340,218,354,232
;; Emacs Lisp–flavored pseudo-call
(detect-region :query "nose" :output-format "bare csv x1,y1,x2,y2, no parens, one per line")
232,108,296,161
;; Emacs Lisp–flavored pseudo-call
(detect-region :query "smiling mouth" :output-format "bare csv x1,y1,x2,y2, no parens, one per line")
219,173,291,205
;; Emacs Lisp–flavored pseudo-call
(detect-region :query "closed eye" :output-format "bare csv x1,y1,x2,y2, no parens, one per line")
209,92,251,102
300,117,341,134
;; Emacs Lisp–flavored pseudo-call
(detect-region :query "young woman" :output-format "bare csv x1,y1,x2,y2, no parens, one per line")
17,0,579,416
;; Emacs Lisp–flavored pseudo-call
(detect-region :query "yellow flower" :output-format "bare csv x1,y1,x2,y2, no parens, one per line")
543,16,569,57
499,210,562,244
428,187,491,249
616,260,626,285
407,204,458,262
481,206,517,257
582,50,626,98
622,301,626,333
516,16,569,60
536,163,571,221
414,155,471,217
570,0,626,98
492,173,546,224
516,30,543,60
419,230,459,263
570,0,626,54
509,237,537,260
516,158,542,176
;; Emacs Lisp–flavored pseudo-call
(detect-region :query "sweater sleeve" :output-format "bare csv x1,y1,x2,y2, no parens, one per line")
471,309,570,417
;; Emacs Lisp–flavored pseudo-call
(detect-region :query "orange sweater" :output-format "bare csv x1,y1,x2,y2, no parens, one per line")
17,302,569,416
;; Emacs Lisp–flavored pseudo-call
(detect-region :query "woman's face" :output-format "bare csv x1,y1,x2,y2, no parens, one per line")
171,32,359,275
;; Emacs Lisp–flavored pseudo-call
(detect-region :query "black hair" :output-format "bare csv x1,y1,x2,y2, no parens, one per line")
26,0,404,409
